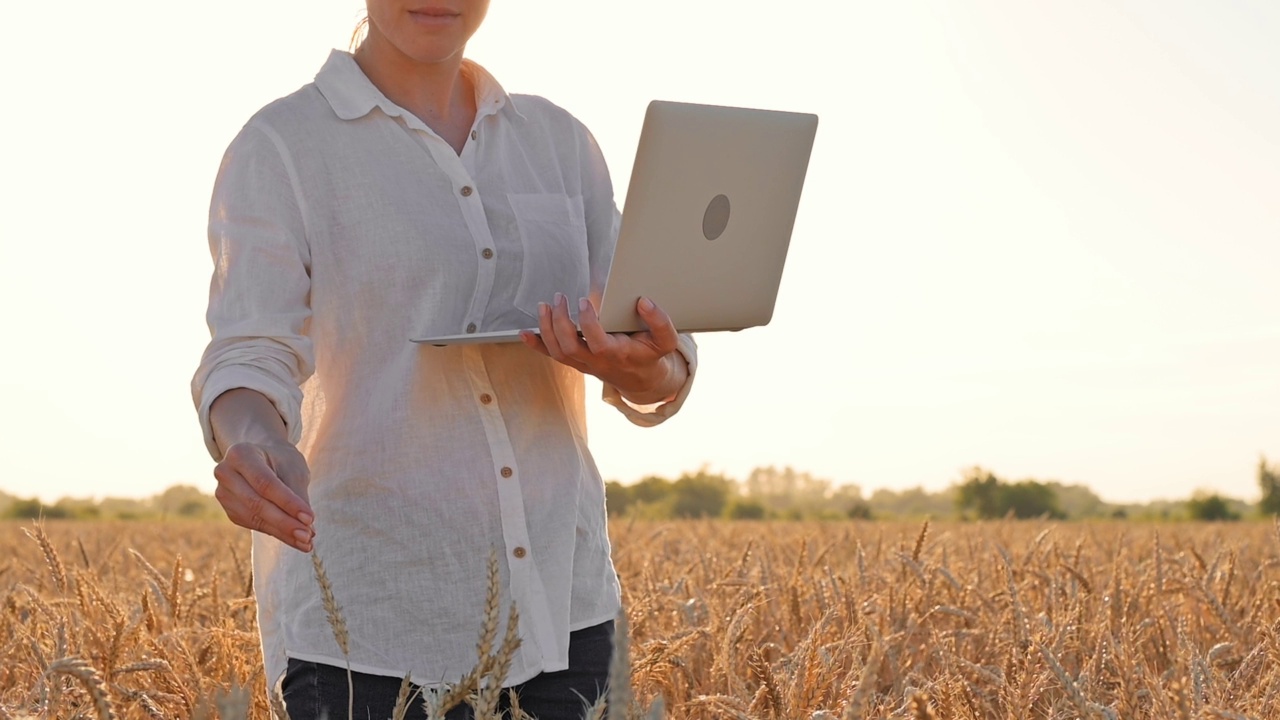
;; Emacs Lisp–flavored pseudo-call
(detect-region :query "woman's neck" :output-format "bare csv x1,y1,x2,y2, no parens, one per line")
354,39,477,152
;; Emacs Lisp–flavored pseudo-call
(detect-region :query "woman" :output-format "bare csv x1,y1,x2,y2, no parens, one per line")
191,2,697,718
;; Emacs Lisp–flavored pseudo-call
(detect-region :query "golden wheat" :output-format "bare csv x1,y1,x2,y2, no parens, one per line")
3,518,1280,719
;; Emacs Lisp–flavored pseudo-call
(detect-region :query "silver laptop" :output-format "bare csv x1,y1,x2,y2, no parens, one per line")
412,100,818,346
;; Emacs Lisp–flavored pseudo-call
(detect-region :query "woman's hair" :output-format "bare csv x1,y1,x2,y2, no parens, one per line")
350,14,369,51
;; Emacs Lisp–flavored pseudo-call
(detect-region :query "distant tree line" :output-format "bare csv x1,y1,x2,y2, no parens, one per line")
0,485,221,521
4,456,1278,522
604,466,871,521
605,457,1280,522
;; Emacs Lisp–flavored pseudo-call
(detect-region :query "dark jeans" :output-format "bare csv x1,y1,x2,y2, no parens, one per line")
282,620,613,720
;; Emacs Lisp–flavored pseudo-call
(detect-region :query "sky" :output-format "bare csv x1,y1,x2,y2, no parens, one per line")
1,1,1277,505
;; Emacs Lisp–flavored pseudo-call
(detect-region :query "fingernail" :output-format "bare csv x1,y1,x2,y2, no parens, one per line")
578,297,590,313
299,511,314,525
293,528,310,543
639,296,655,311
554,292,565,306
538,302,549,316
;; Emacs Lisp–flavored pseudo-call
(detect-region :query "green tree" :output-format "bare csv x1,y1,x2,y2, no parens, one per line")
4,498,71,520
177,500,210,517
1258,455,1280,516
723,498,767,520
55,498,101,519
956,467,1002,519
155,485,219,518
868,486,956,518
955,469,1064,520
1186,492,1240,522
604,481,633,517
739,466,869,519
828,484,869,519
669,470,732,518
98,497,152,519
846,501,873,520
1046,482,1108,518
1000,481,1066,519
630,475,674,505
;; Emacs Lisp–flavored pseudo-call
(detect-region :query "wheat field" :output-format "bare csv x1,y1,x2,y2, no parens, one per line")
3,518,1278,719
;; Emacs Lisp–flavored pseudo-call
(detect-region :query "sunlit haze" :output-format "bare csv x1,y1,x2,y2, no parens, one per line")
1,1,1277,505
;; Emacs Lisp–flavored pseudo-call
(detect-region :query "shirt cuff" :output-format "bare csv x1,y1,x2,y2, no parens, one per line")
196,365,303,461
601,334,697,427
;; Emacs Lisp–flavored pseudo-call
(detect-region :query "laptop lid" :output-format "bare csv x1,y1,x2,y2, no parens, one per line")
596,100,818,334
412,100,818,345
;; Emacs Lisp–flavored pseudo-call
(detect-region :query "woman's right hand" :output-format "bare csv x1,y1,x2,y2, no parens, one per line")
214,441,315,552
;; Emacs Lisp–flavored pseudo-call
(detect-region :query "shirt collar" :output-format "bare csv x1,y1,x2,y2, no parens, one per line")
313,49,526,125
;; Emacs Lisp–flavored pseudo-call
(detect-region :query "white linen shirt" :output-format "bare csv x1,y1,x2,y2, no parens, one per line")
191,50,697,691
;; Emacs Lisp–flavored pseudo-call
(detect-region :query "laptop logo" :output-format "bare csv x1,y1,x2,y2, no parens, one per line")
702,194,731,240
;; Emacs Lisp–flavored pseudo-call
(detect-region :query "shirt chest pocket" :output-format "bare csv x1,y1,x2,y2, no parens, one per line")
509,193,591,317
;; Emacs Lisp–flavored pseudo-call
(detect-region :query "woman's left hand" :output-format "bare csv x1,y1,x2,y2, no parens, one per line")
521,293,687,405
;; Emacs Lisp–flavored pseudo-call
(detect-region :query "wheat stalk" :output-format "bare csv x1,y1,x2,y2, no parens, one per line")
606,611,634,720
310,550,352,720
843,628,884,719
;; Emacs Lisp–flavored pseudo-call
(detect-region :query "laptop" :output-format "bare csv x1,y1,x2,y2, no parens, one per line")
412,100,818,346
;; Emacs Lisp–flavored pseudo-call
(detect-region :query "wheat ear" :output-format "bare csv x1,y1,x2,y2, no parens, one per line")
476,549,502,674
310,550,352,720
911,518,930,563
425,553,511,719
269,686,290,720
45,656,116,720
390,673,416,720
476,602,521,716
25,523,68,593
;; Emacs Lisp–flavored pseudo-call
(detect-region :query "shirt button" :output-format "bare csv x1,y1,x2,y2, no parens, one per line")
471,130,478,141
481,248,494,260
479,393,493,405
466,323,477,333
460,185,474,197
500,467,513,478
513,547,527,559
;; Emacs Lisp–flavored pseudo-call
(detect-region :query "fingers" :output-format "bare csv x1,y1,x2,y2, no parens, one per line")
549,293,587,355
254,447,312,518
535,294,589,373
520,293,678,403
635,296,679,355
519,329,549,356
215,443,314,552
576,296,612,353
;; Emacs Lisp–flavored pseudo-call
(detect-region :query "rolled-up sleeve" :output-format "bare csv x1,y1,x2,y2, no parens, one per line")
191,121,314,460
601,333,698,426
